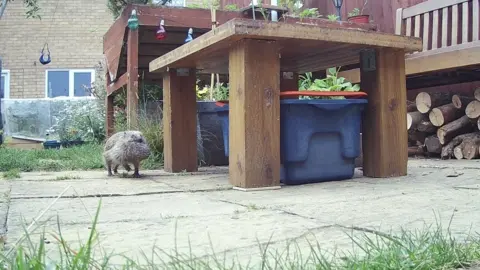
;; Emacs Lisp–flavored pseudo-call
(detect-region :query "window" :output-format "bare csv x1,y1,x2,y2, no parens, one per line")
1,69,10,99
45,69,95,98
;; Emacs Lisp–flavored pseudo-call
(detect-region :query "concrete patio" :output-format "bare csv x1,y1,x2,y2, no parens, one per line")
1,158,479,266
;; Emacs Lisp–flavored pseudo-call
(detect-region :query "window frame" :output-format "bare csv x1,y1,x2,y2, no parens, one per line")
44,69,96,99
1,69,10,99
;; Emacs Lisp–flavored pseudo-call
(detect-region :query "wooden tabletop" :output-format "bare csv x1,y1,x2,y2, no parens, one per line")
149,18,423,74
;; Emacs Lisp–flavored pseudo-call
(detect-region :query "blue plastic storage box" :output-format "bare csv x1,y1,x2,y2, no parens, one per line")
215,98,367,185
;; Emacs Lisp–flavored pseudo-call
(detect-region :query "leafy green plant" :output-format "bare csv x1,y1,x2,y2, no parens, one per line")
224,4,238,11
348,8,360,17
213,82,229,101
298,67,360,100
327,14,339,21
299,8,319,20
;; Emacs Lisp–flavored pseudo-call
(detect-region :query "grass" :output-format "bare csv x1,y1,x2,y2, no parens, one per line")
0,144,163,173
2,168,21,179
55,175,81,181
3,200,480,270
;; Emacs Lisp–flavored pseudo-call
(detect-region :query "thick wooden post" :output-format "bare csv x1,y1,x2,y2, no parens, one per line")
280,72,298,91
126,28,139,129
105,72,114,138
229,39,281,190
360,48,408,177
162,68,198,173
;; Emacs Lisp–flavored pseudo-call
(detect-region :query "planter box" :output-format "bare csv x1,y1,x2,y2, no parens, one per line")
216,98,367,185
43,140,61,149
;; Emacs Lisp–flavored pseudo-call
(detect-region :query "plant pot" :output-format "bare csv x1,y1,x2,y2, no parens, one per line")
215,91,368,185
43,140,61,149
347,14,370,24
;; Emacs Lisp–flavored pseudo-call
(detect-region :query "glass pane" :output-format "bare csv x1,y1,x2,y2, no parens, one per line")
73,72,92,97
0,75,4,99
47,71,69,98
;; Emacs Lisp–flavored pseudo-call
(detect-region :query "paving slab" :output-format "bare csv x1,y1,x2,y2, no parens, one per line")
3,159,480,267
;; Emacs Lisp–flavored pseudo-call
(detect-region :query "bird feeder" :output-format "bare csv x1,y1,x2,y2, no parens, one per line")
184,28,193,43
156,19,167,40
128,9,139,30
39,43,51,65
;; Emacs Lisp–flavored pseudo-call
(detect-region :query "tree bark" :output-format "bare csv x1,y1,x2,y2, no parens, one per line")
417,120,437,133
465,100,480,119
408,129,428,145
415,92,453,113
452,95,474,110
462,138,480,160
408,146,426,157
407,101,417,112
437,115,475,145
428,103,463,127
425,135,442,154
407,111,428,130
441,132,480,159
453,146,464,159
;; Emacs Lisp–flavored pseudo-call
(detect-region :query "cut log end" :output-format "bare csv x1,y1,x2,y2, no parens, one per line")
415,92,453,114
407,111,427,130
465,100,480,119
437,115,474,145
453,146,463,160
425,135,442,154
474,87,480,102
452,95,474,110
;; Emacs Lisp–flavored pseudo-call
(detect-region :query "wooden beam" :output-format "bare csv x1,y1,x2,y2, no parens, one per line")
105,71,115,138
107,72,128,96
229,39,281,190
360,48,408,177
280,72,298,91
127,28,139,129
149,18,423,74
338,41,480,84
163,68,198,173
402,0,469,19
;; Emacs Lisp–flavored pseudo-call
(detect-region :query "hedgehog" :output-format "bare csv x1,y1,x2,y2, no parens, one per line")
103,130,151,178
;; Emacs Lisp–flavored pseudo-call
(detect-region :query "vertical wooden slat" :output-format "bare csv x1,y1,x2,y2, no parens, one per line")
414,15,421,37
395,8,404,35
162,68,198,173
126,28,139,129
473,0,479,41
406,17,412,36
442,7,449,47
452,4,459,45
105,72,114,138
360,48,408,178
423,12,430,51
229,39,281,190
462,2,469,43
432,10,439,49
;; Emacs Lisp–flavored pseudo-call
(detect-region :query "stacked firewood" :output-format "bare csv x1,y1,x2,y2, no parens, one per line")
407,88,480,160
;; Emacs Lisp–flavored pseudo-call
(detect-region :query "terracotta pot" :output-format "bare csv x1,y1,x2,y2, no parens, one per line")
347,15,370,24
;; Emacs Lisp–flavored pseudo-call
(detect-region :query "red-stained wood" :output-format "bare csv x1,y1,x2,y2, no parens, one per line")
105,71,115,138
163,68,198,173
107,72,128,96
126,28,139,129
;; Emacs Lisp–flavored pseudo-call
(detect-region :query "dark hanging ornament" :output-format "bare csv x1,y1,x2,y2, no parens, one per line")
184,28,193,43
39,43,51,65
156,19,167,40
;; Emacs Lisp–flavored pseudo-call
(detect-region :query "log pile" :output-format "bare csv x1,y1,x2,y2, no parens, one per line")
407,89,480,160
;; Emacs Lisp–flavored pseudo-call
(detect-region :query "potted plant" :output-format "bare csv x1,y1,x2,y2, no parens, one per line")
347,0,369,24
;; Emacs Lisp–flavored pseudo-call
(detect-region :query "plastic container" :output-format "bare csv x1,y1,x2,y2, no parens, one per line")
197,101,229,166
215,91,368,185
43,140,61,149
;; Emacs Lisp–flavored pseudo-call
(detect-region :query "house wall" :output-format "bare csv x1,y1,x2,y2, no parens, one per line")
0,0,114,99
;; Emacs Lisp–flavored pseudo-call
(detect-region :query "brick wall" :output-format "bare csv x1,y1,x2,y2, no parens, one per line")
0,0,114,98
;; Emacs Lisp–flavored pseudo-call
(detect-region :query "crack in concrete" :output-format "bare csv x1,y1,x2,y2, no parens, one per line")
10,187,233,200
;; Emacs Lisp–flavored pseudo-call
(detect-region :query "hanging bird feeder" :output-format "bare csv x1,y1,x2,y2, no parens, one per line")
128,9,139,30
156,19,167,40
39,43,51,65
184,28,193,43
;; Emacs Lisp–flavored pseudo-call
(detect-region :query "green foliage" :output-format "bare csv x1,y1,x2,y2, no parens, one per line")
223,4,238,11
1,0,40,19
213,82,229,101
327,14,339,21
106,0,172,19
2,168,20,179
298,67,360,100
299,8,319,20
348,7,360,17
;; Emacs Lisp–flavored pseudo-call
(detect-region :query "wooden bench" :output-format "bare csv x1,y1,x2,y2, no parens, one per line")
339,0,480,89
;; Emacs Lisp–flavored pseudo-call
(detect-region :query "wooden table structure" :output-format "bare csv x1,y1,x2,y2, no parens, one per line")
149,18,422,190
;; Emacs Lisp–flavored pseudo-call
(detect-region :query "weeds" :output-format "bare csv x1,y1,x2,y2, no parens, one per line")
2,168,21,179
55,175,81,181
3,201,480,270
